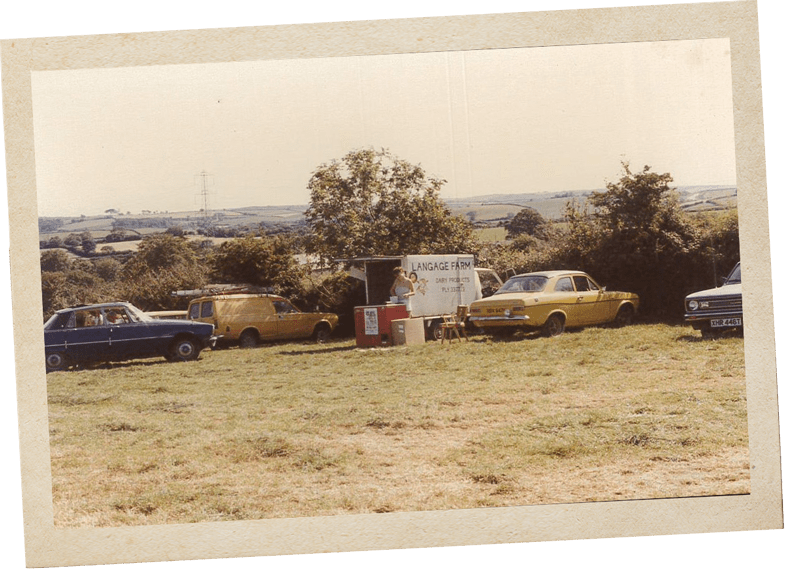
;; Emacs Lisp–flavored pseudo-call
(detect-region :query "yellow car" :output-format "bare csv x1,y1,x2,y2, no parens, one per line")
468,270,639,336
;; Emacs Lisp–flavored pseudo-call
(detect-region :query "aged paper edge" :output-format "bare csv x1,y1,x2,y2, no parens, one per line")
2,1,782,567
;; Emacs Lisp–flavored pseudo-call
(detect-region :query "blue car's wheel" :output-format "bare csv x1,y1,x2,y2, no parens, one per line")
169,338,200,361
46,352,68,372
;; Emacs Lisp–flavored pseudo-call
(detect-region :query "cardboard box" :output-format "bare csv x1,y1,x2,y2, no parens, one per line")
391,317,426,346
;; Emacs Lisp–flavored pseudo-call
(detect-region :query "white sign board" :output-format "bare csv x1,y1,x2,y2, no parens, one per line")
403,255,477,317
363,307,379,336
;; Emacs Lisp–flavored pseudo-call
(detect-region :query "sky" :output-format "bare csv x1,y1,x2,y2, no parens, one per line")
31,38,735,217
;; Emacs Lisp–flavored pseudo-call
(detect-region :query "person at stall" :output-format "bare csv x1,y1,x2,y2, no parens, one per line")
390,267,415,313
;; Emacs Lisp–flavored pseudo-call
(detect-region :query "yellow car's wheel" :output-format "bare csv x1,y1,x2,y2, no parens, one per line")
541,314,565,337
614,305,635,327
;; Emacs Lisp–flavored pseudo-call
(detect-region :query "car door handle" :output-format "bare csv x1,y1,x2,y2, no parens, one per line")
577,296,584,301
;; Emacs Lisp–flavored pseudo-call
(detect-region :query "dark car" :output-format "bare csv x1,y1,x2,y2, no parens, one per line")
44,302,217,372
684,262,742,338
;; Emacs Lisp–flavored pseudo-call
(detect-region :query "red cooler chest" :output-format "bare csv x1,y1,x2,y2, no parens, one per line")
354,304,409,347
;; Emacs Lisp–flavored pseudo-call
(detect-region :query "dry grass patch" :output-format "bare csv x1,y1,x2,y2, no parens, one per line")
46,323,748,527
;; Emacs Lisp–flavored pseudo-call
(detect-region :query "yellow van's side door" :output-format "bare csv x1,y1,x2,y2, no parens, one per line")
272,299,313,339
188,300,216,327
251,298,280,340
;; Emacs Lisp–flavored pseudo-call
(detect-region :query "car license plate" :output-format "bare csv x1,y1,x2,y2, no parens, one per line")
711,317,742,328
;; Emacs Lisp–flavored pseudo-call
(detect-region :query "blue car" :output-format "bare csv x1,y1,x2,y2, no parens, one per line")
44,302,217,372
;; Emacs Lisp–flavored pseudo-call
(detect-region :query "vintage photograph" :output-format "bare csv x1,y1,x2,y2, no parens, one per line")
2,1,781,569
33,38,747,527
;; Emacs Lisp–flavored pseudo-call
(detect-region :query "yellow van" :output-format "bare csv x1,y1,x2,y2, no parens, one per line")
186,294,339,347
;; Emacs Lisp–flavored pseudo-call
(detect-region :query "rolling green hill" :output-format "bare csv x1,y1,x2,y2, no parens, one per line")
38,186,736,245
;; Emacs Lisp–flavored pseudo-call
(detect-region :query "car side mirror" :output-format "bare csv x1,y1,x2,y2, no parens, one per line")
600,286,606,293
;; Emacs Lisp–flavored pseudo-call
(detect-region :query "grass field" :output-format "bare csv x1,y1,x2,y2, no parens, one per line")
46,323,748,527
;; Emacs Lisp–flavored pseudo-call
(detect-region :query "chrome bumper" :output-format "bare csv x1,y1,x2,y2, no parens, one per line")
469,315,531,322
684,312,742,322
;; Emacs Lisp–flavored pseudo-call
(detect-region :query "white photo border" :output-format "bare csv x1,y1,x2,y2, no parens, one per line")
2,1,781,567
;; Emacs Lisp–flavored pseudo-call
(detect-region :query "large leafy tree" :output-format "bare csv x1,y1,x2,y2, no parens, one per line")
693,209,740,287
119,234,208,311
40,253,108,317
505,207,547,239
40,249,72,273
305,148,476,261
560,162,702,315
209,235,305,298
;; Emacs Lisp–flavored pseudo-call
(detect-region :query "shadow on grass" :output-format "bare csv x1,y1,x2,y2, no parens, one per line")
466,331,544,343
676,329,744,343
70,357,170,372
69,347,246,371
676,334,704,343
672,330,745,343
279,345,358,356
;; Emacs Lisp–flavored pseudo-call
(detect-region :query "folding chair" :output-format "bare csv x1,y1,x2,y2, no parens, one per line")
439,305,468,344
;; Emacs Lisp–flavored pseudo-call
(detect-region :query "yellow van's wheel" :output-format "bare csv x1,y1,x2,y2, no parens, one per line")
312,323,331,344
239,330,259,348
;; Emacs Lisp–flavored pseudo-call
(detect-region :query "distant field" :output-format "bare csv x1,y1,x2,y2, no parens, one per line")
453,204,520,222
39,207,308,240
452,197,584,223
93,236,236,253
46,323,748,527
473,227,508,242
57,217,117,233
40,228,161,242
